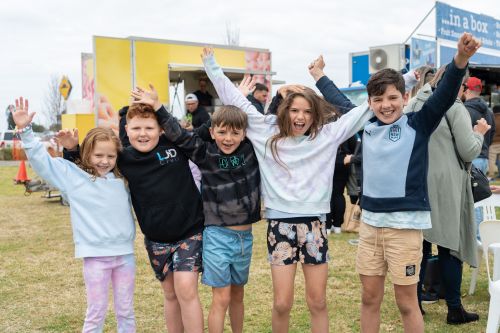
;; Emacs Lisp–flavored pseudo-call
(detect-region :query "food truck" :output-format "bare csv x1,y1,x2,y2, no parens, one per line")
63,36,275,140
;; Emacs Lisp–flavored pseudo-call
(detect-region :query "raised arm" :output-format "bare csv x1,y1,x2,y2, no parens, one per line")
309,55,356,113
12,97,72,191
202,47,275,142
131,85,209,166
415,33,481,136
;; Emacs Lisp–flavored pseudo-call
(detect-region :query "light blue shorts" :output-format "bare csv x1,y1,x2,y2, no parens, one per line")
202,226,253,288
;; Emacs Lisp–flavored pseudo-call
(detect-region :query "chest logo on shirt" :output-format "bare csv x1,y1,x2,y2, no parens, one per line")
218,154,246,170
156,149,179,165
388,124,401,142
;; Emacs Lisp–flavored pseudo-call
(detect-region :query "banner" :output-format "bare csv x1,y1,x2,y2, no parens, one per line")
410,38,436,69
436,1,500,51
81,53,94,109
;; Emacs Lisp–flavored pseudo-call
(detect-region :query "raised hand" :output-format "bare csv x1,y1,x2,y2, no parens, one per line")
13,97,35,129
455,33,481,68
278,84,306,99
473,118,491,135
308,55,326,82
131,84,161,111
238,75,257,96
201,47,214,61
55,129,79,150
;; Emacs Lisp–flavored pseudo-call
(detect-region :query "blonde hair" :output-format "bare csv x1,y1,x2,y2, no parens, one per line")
77,127,123,179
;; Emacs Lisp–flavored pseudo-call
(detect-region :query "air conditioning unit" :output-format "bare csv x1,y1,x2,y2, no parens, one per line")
369,44,406,74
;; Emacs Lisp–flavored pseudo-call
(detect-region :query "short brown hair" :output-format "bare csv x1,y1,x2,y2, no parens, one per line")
211,105,248,130
78,127,122,179
366,68,405,97
126,103,158,122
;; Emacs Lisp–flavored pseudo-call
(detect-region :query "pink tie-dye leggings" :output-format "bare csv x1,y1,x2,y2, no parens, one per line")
82,254,136,333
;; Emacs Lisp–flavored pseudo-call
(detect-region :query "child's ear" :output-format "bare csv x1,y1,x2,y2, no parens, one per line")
402,91,410,106
209,127,215,140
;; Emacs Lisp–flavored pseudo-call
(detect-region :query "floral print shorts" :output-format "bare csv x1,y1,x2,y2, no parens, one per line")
144,233,203,281
267,219,329,265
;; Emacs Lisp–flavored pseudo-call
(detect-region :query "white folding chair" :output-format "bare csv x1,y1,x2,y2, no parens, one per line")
470,194,500,295
479,220,500,333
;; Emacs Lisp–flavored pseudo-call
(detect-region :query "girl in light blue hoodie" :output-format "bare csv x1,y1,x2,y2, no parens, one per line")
12,97,136,333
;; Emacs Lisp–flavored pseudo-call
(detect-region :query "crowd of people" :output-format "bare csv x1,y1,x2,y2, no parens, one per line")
10,32,494,333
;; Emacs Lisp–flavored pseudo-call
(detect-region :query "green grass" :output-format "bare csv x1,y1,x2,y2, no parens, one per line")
0,165,493,332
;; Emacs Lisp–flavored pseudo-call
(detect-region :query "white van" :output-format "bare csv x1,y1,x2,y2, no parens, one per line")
0,130,17,148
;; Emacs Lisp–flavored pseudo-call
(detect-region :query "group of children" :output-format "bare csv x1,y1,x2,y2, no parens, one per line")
11,32,481,333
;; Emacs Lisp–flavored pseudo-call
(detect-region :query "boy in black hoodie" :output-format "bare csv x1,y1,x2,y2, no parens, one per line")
132,84,261,333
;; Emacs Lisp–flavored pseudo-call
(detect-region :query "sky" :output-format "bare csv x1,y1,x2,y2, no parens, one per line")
1,0,499,129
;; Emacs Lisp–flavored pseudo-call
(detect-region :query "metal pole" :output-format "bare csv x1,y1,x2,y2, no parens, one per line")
403,3,436,44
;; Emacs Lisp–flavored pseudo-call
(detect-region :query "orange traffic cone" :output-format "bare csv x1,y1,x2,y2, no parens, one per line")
14,160,30,184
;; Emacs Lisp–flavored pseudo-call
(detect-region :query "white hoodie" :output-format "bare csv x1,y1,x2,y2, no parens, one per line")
203,54,373,216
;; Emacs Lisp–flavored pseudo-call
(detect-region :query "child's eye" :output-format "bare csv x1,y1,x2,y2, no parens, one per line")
305,110,312,114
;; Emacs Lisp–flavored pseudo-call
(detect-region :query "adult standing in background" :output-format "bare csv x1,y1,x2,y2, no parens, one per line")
405,67,488,325
464,77,495,174
487,104,500,178
184,94,210,130
247,83,269,114
193,77,214,110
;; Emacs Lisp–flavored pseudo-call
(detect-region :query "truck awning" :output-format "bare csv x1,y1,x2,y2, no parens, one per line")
168,63,276,76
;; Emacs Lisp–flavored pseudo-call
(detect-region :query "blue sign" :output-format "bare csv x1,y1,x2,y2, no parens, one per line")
410,38,437,69
436,1,500,51
439,45,500,66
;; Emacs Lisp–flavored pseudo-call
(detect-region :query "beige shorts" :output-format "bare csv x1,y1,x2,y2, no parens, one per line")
356,221,423,285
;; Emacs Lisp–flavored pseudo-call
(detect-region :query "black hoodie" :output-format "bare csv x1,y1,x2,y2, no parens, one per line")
464,97,495,158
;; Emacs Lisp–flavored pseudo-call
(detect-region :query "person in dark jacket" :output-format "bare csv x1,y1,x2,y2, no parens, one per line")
185,93,211,130
193,77,214,109
247,82,269,114
464,77,495,174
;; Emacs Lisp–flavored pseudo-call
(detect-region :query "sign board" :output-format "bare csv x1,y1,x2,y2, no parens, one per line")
436,1,500,51
59,76,72,100
410,38,436,69
439,45,500,66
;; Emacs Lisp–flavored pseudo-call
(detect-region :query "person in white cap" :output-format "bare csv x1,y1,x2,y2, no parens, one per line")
185,93,210,130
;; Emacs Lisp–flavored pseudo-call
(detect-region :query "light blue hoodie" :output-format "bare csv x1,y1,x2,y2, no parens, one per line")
21,130,135,258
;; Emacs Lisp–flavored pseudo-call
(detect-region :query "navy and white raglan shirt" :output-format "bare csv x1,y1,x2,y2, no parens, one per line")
361,59,466,230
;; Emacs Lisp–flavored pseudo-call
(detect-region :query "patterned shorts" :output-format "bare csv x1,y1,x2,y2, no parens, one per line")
267,219,329,265
144,233,203,281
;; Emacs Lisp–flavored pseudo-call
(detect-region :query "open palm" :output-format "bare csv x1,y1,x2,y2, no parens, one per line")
13,97,36,129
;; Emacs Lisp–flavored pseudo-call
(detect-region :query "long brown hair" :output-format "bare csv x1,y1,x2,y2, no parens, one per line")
268,88,340,168
77,127,123,179
429,65,469,89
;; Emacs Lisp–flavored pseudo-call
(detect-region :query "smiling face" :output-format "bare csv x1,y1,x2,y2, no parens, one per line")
368,84,408,125
186,100,199,113
288,96,313,136
89,140,118,177
210,125,246,155
126,116,162,153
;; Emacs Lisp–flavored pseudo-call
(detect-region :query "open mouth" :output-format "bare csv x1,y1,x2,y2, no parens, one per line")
381,110,394,117
293,122,305,131
221,142,234,150
95,165,110,174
